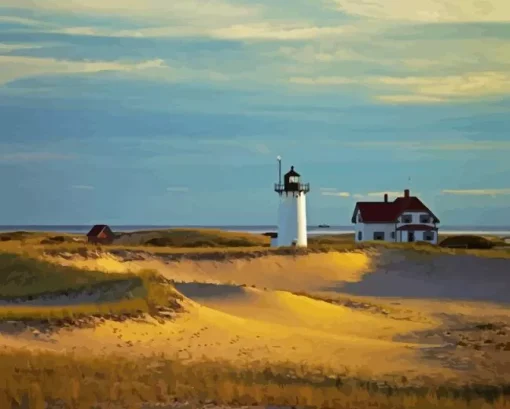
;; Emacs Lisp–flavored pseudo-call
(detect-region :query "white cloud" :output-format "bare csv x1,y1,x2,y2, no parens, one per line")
319,188,351,197
376,72,510,99
0,16,53,27
289,71,510,102
0,56,167,85
350,191,413,201
0,152,75,162
441,188,510,196
321,191,351,197
0,0,257,22
366,191,406,198
72,185,94,190
332,0,510,22
0,43,46,53
290,76,357,86
49,23,358,41
376,95,446,104
211,24,354,41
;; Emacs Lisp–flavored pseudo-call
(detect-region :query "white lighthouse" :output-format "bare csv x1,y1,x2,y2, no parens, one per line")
274,158,309,247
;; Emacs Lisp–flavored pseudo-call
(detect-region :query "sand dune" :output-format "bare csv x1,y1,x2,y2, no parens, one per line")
46,248,510,303
333,250,510,303
46,251,373,292
4,248,510,386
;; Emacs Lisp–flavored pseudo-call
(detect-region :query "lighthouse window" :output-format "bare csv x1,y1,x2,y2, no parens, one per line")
289,176,299,183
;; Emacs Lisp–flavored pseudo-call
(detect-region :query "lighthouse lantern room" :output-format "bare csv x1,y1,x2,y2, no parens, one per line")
274,158,310,247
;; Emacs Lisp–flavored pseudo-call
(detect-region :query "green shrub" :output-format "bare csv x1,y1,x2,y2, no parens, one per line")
439,235,494,250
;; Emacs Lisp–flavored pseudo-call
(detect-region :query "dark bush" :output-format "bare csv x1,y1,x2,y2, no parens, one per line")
439,235,494,249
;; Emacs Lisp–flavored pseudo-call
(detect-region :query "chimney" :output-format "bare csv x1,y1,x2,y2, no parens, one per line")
384,193,388,202
404,189,410,198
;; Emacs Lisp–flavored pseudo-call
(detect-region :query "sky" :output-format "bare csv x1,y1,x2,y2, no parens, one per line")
0,0,509,226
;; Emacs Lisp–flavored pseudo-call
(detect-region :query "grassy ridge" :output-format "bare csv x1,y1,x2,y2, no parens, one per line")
0,298,149,321
1,351,510,409
0,251,180,320
2,228,510,260
0,252,134,298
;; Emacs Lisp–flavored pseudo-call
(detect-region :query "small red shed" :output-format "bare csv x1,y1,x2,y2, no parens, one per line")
86,224,115,245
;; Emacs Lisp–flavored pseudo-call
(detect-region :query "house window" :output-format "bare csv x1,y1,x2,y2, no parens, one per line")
373,232,385,240
420,215,431,223
289,176,299,183
424,231,435,241
358,231,362,241
391,232,395,239
401,215,412,223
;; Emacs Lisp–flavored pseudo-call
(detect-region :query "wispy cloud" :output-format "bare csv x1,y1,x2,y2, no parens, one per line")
320,188,351,197
0,56,167,85
0,152,75,163
0,0,257,22
211,24,354,41
332,0,510,22
166,187,190,193
376,95,446,104
47,23,357,41
290,71,510,102
0,43,46,53
441,188,510,196
72,185,94,190
366,191,406,198
349,191,412,201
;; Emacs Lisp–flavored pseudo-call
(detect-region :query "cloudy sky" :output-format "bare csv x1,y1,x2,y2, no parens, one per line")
0,0,509,226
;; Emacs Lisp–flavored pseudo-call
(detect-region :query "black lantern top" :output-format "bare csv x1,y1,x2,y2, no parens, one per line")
274,166,310,194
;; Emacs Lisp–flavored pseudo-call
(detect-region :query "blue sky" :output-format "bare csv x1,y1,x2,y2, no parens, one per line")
0,0,509,226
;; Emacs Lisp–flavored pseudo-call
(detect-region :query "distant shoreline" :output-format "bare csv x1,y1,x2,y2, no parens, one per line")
1,225,510,237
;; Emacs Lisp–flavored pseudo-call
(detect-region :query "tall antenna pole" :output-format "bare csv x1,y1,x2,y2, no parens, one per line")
277,155,282,185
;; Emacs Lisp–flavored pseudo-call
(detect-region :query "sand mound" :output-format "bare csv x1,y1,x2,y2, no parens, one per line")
46,251,373,293
45,248,510,304
174,283,433,341
329,250,510,303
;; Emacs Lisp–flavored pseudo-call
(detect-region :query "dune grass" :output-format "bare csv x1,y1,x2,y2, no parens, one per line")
1,350,510,409
0,252,136,298
0,250,180,320
2,229,510,264
0,298,149,321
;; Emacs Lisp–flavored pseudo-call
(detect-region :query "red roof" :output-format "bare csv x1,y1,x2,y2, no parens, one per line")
351,192,440,224
87,224,111,237
396,224,438,231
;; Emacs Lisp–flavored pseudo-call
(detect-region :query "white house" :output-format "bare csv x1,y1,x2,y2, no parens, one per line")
351,189,440,244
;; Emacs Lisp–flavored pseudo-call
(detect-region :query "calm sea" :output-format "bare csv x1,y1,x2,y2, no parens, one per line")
1,225,510,237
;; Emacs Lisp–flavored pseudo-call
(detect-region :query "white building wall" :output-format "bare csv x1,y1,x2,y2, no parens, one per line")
277,192,308,247
396,212,436,229
356,223,396,243
296,193,307,247
398,230,438,244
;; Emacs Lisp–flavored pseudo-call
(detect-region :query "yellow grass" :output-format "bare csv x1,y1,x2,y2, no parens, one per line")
0,252,138,298
2,229,510,261
0,298,149,321
0,350,509,409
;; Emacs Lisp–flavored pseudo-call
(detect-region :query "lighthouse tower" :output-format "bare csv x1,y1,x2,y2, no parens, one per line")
274,159,310,247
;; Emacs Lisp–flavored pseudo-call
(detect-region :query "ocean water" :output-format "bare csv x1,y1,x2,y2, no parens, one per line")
1,225,510,237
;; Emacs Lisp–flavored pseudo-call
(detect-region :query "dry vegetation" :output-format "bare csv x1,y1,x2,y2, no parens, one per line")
2,228,510,407
0,251,182,321
2,229,510,261
2,350,510,409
